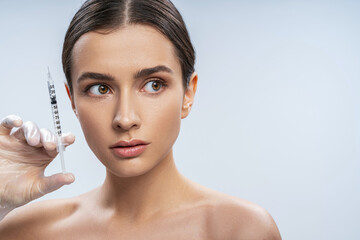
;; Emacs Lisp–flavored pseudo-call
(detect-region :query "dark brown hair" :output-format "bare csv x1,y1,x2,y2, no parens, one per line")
62,0,195,94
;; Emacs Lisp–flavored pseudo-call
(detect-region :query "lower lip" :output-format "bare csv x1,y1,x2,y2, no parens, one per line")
111,144,149,158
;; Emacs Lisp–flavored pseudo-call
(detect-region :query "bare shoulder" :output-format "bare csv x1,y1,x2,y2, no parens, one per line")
206,191,281,240
0,197,80,239
187,182,281,240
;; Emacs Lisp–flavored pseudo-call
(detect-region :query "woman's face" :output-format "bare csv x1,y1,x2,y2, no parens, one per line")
69,24,196,177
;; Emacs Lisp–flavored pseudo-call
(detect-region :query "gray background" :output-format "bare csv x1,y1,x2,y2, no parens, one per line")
1,0,359,239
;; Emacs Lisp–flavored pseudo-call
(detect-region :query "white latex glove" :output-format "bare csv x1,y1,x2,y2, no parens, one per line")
0,115,75,212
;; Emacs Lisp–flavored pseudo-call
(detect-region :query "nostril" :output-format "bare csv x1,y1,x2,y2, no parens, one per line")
112,115,141,131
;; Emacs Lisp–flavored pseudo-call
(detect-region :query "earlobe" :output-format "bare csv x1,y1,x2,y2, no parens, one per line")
181,72,198,119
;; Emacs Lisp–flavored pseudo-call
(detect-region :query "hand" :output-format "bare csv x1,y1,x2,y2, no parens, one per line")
0,115,75,210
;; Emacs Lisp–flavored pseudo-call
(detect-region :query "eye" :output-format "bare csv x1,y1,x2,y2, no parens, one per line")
88,84,110,95
143,80,164,93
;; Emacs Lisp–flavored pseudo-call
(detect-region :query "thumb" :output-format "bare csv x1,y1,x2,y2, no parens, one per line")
37,173,75,196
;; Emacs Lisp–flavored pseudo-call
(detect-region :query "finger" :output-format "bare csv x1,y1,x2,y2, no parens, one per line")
0,115,23,135
11,126,26,142
40,129,58,158
37,173,75,196
40,128,56,151
61,132,75,149
22,121,41,147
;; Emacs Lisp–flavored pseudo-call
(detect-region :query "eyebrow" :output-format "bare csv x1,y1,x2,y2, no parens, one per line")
134,65,173,79
77,72,115,83
77,65,173,83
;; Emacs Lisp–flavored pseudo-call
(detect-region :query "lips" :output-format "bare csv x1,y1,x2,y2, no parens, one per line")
110,139,149,158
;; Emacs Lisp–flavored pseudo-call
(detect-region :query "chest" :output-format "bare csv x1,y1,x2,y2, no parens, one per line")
49,207,216,240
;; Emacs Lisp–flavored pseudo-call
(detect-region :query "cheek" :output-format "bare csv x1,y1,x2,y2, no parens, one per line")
143,94,183,149
76,100,113,150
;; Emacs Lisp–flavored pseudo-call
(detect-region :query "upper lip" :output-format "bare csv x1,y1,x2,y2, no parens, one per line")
110,139,149,148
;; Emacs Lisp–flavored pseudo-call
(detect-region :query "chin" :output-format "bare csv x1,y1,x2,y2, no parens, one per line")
101,155,162,178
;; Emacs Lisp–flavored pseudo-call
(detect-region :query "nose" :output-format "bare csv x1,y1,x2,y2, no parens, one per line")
112,89,141,131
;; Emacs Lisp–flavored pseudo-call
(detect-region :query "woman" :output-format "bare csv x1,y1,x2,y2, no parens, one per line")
0,0,281,239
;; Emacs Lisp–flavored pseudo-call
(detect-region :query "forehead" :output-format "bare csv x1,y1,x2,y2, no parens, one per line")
71,24,181,78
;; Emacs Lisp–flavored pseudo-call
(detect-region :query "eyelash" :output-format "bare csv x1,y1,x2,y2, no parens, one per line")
83,79,168,96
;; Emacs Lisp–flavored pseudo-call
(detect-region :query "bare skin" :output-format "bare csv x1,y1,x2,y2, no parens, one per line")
0,24,281,239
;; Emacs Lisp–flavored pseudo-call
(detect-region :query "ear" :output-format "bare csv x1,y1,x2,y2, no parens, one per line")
181,72,198,119
65,83,78,118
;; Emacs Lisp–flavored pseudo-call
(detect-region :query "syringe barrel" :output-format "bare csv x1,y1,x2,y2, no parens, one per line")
47,68,66,172
47,81,63,137
51,103,62,136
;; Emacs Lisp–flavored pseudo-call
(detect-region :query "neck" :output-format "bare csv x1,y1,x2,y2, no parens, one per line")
97,149,190,222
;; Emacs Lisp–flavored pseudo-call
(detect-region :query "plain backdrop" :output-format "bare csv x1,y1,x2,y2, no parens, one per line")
1,0,359,239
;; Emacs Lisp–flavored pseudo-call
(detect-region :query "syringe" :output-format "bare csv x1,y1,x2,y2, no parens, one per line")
47,67,66,173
